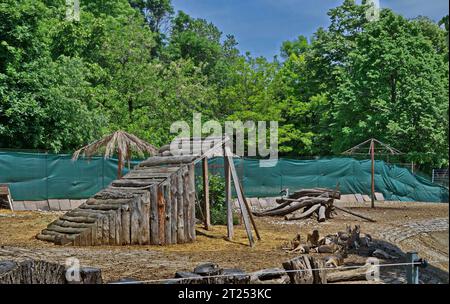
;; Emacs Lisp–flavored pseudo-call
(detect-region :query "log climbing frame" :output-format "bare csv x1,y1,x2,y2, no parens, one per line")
37,136,259,247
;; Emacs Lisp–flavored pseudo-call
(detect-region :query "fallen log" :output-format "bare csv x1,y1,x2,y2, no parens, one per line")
254,197,331,217
282,188,341,201
60,215,97,224
282,255,314,284
318,205,326,222
285,204,320,220
54,220,94,229
327,265,372,283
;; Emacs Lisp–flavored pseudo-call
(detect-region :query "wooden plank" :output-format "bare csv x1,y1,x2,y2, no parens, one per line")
131,167,180,174
164,181,172,244
176,167,185,243
157,186,166,245
102,214,109,244
111,179,161,187
115,208,122,245
170,171,179,243
90,220,98,246
224,152,233,240
123,172,174,179
188,163,196,241
108,211,116,245
225,146,254,247
183,166,190,241
139,156,197,167
202,158,211,230
130,199,140,244
96,215,103,245
121,205,131,245
79,231,88,246
140,191,151,245
73,234,81,246
149,186,159,245
115,177,165,183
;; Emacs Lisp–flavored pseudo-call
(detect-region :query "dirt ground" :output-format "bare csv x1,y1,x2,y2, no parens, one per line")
0,200,448,284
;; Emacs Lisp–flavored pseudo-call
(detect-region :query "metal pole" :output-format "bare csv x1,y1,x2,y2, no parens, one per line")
406,252,419,284
371,139,375,208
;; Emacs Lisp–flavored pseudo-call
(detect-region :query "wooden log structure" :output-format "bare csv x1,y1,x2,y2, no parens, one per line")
37,136,257,247
37,155,199,246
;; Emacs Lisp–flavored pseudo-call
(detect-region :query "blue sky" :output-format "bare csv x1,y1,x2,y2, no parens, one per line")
171,0,449,59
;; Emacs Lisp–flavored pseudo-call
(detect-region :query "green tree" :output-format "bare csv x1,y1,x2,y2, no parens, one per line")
329,9,448,168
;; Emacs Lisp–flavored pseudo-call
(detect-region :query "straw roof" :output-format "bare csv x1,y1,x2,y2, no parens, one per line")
72,131,158,163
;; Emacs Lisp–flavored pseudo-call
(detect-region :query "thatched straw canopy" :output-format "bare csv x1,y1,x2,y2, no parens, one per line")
72,131,158,166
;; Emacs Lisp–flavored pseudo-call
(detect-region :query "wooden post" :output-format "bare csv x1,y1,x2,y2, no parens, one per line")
202,158,211,230
237,178,261,240
225,146,254,247
224,147,233,240
164,182,172,245
117,149,123,179
370,139,375,208
176,168,185,243
149,186,159,245
170,173,178,243
157,187,166,245
406,252,419,284
188,163,196,241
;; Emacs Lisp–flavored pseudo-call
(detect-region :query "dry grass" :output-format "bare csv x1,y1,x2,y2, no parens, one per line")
0,201,448,282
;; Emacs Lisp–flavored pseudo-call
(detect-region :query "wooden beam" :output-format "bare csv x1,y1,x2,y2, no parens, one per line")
225,146,254,247
202,158,211,230
237,178,261,240
138,156,197,167
224,148,233,240
370,139,375,208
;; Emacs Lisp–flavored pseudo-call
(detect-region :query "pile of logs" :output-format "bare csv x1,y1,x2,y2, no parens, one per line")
282,225,371,259
280,226,379,283
253,188,340,222
253,187,376,223
282,255,376,284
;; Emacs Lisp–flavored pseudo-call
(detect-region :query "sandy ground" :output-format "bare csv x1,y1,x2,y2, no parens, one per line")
0,200,448,284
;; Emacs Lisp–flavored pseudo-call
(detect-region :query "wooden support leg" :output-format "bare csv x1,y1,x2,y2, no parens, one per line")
202,158,211,230
8,195,14,212
237,178,261,240
224,151,233,240
225,146,254,247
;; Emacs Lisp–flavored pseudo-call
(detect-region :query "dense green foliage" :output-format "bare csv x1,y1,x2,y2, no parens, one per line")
196,173,238,225
0,0,448,170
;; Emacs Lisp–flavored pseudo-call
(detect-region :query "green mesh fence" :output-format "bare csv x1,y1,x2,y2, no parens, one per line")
1,151,448,202
0,151,139,200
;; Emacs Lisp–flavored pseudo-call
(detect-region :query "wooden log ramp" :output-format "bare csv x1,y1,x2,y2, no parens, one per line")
36,155,198,246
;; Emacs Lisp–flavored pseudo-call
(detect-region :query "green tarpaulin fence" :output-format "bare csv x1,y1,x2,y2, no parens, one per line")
0,151,448,202
205,158,448,202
